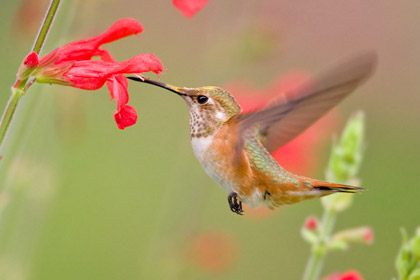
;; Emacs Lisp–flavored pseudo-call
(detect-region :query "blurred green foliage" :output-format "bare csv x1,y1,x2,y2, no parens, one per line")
396,228,420,280
1,1,420,280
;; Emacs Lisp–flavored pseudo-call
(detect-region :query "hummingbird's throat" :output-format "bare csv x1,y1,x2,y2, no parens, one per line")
188,104,224,138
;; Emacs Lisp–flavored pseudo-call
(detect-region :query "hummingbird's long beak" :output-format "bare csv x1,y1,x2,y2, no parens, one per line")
128,76,186,96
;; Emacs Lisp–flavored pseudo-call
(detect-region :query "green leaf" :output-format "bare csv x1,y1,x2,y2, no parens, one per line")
396,228,412,279
411,228,420,260
408,268,420,280
326,111,365,184
322,112,365,212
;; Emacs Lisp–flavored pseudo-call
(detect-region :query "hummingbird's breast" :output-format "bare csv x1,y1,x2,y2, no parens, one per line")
190,121,253,195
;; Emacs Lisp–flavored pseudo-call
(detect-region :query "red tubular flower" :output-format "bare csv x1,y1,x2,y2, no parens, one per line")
332,227,374,245
190,230,238,272
173,0,209,18
323,270,363,280
17,18,163,129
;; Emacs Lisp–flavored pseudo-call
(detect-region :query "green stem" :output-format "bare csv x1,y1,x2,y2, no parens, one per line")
0,88,25,148
303,208,337,280
32,0,61,54
0,0,61,151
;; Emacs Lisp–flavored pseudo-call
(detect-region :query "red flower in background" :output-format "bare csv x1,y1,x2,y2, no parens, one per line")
323,270,363,280
16,18,163,129
190,231,238,272
224,72,339,176
363,228,374,244
173,0,209,18
13,0,45,36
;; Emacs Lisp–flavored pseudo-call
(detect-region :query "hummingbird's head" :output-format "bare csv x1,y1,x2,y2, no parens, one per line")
176,86,241,120
130,77,241,137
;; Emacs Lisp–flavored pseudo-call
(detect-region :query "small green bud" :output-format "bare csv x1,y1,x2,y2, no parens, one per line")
326,111,365,184
328,239,349,251
321,193,353,212
323,112,365,211
301,228,318,245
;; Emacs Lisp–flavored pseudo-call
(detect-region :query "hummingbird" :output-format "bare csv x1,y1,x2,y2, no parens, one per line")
129,51,376,215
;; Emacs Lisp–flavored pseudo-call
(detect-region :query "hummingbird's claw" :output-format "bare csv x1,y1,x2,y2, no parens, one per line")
228,192,243,215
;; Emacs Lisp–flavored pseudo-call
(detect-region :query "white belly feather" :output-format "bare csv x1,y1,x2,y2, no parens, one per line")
190,136,236,193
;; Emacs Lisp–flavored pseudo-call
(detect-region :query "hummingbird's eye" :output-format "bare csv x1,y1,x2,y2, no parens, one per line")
197,95,209,104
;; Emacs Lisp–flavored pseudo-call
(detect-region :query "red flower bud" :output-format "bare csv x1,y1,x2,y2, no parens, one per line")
23,51,39,67
305,216,318,230
363,228,373,244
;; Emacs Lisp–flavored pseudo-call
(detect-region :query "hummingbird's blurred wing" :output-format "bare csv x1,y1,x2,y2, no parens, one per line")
235,51,377,154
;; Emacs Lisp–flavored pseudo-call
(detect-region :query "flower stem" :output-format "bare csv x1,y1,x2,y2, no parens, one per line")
303,208,337,280
32,0,61,54
0,0,61,152
0,88,25,148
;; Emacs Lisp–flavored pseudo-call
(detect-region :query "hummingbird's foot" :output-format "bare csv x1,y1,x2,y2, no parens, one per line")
228,192,243,215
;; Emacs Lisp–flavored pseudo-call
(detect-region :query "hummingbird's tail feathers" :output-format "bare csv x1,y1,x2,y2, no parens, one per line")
312,181,364,194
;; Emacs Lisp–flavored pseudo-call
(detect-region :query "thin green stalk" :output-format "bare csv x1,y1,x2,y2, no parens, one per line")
0,88,25,147
302,113,366,280
0,0,61,152
32,0,61,54
303,208,337,280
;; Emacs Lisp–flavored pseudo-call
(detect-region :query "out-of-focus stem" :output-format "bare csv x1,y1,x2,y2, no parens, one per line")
303,208,337,280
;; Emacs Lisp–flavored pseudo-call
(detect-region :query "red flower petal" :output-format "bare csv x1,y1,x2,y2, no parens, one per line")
40,18,144,65
173,0,209,18
95,18,143,46
63,53,163,90
340,270,363,280
114,105,137,129
107,74,128,103
323,270,363,280
107,74,136,129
